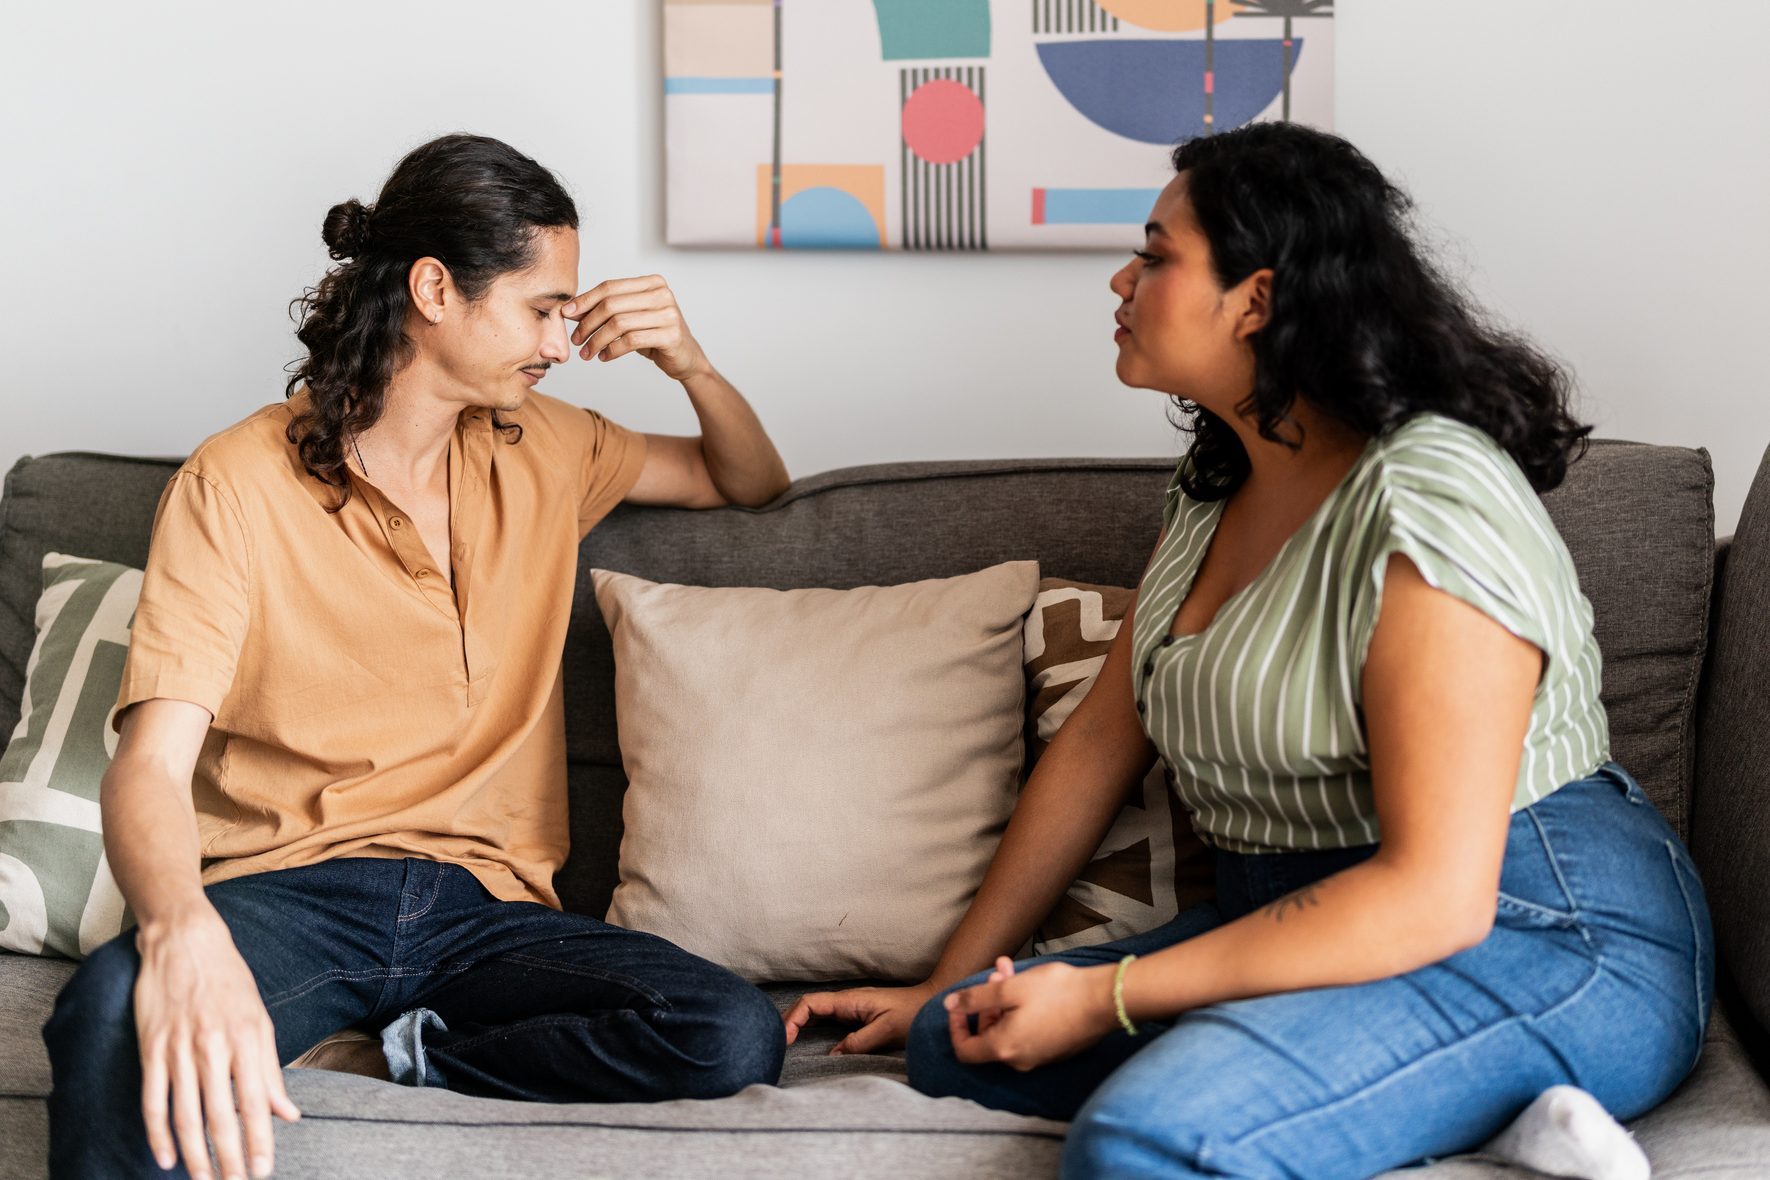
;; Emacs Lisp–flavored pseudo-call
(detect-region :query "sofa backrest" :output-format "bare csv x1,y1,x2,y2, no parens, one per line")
1693,443,1770,1049
0,451,181,709
0,441,1714,919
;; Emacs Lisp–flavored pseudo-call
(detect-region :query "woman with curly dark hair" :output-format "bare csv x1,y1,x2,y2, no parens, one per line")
788,122,1711,1179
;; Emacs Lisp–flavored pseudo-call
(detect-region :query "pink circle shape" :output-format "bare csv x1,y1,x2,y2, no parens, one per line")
902,79,985,165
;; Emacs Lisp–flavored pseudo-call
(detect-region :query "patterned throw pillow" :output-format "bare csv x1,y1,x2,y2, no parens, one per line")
0,554,138,958
1025,578,1214,955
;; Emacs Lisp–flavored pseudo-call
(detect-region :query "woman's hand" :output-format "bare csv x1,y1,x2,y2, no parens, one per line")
782,982,938,1056
562,275,708,380
943,957,1121,1072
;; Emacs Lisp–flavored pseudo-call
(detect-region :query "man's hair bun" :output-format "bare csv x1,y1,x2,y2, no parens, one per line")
322,198,373,261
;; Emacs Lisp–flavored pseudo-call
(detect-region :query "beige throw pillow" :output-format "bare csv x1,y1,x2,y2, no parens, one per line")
593,561,1040,984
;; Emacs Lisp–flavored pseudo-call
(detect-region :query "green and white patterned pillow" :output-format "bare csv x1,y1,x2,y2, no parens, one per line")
0,553,140,958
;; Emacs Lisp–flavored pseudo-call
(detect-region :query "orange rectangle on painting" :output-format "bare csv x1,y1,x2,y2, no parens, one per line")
755,165,888,249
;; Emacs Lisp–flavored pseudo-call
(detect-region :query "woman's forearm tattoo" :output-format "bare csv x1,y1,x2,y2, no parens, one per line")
1260,882,1323,923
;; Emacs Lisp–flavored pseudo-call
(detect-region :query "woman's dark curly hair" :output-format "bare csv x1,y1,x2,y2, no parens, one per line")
1165,122,1589,499
284,133,578,510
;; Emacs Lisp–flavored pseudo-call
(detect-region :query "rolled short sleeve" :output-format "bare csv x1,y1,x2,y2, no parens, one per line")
574,410,648,538
1350,466,1556,682
113,470,252,731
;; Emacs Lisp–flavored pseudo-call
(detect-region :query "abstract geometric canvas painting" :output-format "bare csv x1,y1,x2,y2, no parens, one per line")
664,1,1334,251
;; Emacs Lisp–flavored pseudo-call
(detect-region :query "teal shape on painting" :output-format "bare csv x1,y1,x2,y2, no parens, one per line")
780,188,881,250
872,0,989,61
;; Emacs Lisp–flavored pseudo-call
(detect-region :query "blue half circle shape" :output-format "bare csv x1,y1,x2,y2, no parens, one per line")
1036,39,1304,144
779,187,882,251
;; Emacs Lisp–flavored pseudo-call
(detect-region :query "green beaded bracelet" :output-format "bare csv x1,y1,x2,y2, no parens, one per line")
1113,953,1140,1036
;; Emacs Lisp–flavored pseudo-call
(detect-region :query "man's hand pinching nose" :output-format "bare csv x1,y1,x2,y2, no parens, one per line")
561,274,709,382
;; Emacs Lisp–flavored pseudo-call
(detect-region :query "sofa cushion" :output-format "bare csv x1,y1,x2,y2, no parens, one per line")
1693,443,1770,1055
1537,441,1714,838
4,952,1767,1179
0,455,180,747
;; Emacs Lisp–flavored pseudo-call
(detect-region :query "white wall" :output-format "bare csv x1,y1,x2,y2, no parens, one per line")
4,1,1766,531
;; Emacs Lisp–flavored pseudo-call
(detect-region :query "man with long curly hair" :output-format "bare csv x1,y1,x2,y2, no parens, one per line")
42,134,793,1180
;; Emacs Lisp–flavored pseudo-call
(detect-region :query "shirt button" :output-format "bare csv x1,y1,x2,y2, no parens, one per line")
1161,635,1177,647
389,517,404,530
415,568,430,579
1142,658,1155,676
1135,699,1146,714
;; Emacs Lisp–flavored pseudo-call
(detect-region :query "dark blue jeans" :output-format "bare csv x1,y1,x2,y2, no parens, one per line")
908,763,1715,1179
42,856,785,1179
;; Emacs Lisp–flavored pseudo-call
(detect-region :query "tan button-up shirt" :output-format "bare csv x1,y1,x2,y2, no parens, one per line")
114,387,648,907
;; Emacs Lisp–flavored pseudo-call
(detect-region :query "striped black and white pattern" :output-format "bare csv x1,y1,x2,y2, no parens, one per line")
899,67,986,251
1032,0,1121,34
1130,415,1610,854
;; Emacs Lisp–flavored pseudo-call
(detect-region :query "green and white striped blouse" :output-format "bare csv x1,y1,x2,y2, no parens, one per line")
1129,413,1609,854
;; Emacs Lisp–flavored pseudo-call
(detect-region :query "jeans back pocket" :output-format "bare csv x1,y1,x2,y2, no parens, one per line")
1493,808,1582,930
1494,891,1582,929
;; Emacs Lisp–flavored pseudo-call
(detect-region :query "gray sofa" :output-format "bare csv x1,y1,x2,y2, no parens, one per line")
3,437,1769,1178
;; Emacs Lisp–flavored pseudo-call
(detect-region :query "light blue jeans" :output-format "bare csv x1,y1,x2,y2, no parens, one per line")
907,763,1714,1179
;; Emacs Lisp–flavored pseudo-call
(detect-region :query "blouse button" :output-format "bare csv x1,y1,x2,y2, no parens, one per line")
389,516,405,530
1135,699,1146,715
1161,635,1177,647
415,568,431,579
1141,658,1155,677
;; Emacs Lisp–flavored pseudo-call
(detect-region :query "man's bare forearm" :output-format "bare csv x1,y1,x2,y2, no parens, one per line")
101,756,212,930
680,363,790,506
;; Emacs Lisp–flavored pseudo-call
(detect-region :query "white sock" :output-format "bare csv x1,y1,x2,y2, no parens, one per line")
1480,1086,1650,1180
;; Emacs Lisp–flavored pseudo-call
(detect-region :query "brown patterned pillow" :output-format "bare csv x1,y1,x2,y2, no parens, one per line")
1024,578,1215,955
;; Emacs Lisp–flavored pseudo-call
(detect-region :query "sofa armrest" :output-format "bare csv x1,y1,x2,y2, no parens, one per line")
1693,450,1770,1072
